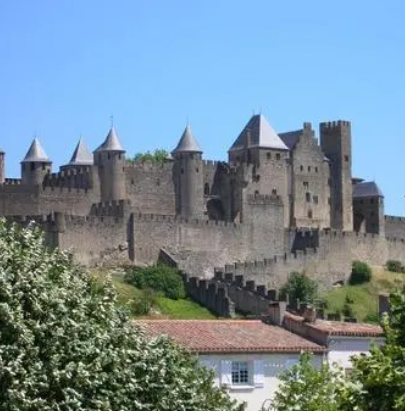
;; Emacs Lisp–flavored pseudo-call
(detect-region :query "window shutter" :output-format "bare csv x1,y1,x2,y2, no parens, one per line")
253,360,265,387
220,360,232,386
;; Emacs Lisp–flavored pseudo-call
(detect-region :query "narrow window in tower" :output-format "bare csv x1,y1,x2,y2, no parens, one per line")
119,154,122,160
204,183,210,195
315,167,318,172
272,189,277,195
267,152,271,160
31,163,35,171
181,168,184,174
345,155,349,162
300,165,304,171
108,153,111,160
308,166,311,172
276,153,281,160
303,181,309,188
42,163,46,170
328,178,332,186
370,199,374,204
306,192,311,202
196,167,199,173
308,210,313,219
313,195,319,204
328,197,331,205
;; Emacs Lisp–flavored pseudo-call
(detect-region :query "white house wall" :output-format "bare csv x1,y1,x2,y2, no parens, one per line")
328,336,384,369
199,352,324,411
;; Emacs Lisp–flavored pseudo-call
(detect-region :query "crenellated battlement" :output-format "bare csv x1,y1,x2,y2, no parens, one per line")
320,120,351,130
90,199,131,217
4,178,22,185
385,215,405,222
43,167,94,190
128,160,174,172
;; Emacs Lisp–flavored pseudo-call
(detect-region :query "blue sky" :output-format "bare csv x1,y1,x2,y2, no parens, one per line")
0,0,404,215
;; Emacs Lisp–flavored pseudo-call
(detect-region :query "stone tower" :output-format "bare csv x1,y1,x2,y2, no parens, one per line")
0,147,4,184
21,138,52,186
228,114,290,226
94,126,126,201
320,121,353,231
172,125,204,219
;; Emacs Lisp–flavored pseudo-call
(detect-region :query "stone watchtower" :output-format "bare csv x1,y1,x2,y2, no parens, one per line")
172,125,204,219
0,146,5,184
320,121,353,231
94,126,126,201
21,138,52,186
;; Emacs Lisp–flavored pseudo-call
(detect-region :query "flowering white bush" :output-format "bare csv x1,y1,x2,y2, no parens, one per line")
0,220,244,411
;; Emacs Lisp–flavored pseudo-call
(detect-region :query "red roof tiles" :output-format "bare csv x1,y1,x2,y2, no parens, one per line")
135,319,326,353
285,313,384,337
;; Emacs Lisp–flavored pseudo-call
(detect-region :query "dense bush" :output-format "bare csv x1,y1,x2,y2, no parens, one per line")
130,288,158,315
0,220,243,411
386,259,405,273
349,260,372,285
279,271,318,305
125,263,186,300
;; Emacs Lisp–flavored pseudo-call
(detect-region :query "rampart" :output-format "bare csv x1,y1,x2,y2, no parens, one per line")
385,215,405,240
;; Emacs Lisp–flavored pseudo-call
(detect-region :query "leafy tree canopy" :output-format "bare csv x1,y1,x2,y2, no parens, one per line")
0,220,244,411
279,271,318,305
271,352,345,411
132,149,169,163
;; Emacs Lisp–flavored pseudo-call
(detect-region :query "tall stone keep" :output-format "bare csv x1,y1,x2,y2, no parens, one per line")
94,126,126,201
0,147,5,184
320,121,353,231
21,138,52,186
172,125,204,219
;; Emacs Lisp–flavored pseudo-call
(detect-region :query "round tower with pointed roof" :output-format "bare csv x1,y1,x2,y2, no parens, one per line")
21,138,52,186
94,126,126,201
172,125,204,219
0,146,5,184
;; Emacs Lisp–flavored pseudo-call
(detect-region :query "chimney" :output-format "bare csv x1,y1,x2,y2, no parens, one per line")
303,306,317,323
267,302,287,326
379,292,391,320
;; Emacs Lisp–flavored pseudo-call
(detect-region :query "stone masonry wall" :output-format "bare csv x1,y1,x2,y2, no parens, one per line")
385,216,405,240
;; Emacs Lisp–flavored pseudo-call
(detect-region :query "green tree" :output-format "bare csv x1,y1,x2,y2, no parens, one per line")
0,220,244,411
132,149,169,163
349,260,372,285
125,263,186,300
343,289,405,411
279,271,318,305
271,353,345,411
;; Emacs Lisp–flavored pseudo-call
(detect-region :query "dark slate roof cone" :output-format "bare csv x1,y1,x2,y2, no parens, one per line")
95,126,125,152
68,138,93,166
22,138,51,163
172,125,202,155
229,114,288,152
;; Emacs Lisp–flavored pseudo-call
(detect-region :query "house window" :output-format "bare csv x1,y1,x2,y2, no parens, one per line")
232,361,249,385
276,153,281,160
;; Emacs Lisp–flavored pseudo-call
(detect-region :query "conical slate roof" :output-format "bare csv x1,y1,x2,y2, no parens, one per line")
22,138,51,163
229,114,288,152
172,125,202,154
95,126,125,152
68,138,93,166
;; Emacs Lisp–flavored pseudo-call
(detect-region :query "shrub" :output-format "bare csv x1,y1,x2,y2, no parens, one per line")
125,263,186,300
279,271,318,305
386,259,405,273
349,260,372,285
130,288,158,315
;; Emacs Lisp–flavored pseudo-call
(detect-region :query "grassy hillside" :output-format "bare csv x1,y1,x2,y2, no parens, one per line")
323,266,405,322
91,270,216,320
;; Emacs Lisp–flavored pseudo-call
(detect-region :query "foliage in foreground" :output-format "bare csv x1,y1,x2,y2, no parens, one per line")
271,353,347,411
279,271,318,305
0,220,244,411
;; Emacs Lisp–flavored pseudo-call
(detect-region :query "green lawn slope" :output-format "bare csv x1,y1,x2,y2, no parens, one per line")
323,266,405,322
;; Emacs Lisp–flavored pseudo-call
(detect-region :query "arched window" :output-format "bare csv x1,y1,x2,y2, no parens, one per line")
204,183,210,195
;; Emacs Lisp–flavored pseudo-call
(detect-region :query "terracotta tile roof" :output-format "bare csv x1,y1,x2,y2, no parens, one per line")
285,313,384,337
135,319,326,354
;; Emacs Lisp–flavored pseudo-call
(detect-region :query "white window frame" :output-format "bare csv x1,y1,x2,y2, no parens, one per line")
231,361,250,385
